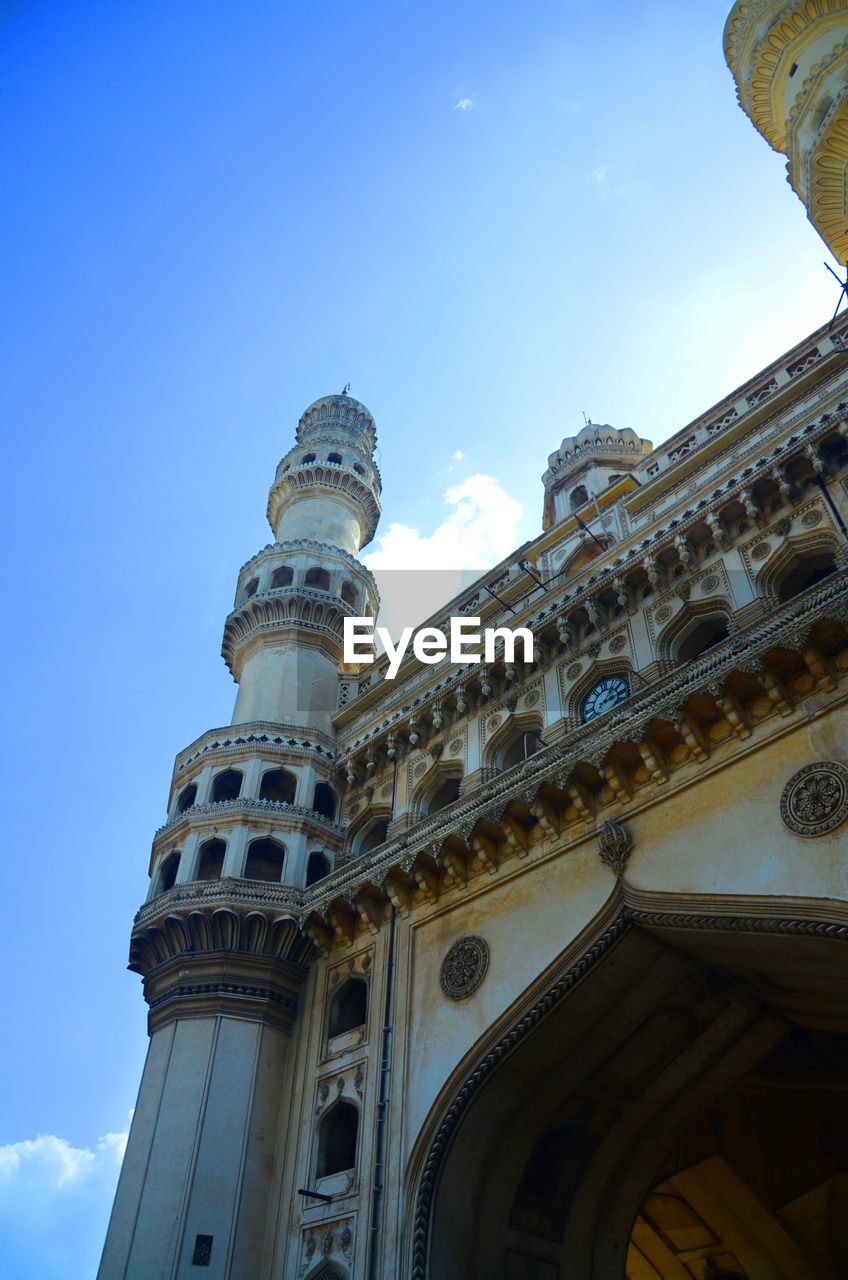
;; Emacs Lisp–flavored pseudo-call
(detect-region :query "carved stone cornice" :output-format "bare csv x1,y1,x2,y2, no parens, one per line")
153,798,344,849
266,466,380,546
315,573,848,908
134,876,305,925
172,722,337,780
236,538,380,598
141,950,309,1035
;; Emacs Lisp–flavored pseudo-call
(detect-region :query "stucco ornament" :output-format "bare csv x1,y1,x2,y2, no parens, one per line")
439,935,490,1000
598,820,634,877
780,761,848,837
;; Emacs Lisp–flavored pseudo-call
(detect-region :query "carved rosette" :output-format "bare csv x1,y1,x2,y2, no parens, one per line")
439,935,490,1000
780,761,848,838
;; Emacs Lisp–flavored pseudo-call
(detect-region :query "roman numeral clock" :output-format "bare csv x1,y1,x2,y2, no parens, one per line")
582,676,629,722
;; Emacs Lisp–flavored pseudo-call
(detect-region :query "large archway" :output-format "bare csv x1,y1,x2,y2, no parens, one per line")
409,891,848,1280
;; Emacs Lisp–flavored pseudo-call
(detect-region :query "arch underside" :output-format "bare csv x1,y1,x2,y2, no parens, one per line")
414,891,848,1280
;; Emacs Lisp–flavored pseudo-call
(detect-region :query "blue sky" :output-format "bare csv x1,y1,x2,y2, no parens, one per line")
0,1,842,1274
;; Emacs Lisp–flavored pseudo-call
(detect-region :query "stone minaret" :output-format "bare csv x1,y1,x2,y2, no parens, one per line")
724,0,848,264
98,393,380,1279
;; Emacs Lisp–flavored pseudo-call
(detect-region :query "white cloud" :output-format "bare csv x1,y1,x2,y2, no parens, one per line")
0,1119,131,1279
587,163,609,185
453,96,474,111
0,1123,128,1193
363,474,522,634
365,473,521,572
452,449,464,460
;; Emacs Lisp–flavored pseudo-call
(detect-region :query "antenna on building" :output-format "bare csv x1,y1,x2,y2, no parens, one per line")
582,411,590,426
342,382,351,395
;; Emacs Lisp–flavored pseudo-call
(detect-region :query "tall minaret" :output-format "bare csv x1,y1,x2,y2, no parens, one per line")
98,394,380,1280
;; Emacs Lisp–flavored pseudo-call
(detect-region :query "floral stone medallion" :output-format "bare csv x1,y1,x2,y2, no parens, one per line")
780,761,848,838
439,935,490,1000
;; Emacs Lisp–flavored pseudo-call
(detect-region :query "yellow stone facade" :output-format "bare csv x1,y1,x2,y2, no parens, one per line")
724,0,848,263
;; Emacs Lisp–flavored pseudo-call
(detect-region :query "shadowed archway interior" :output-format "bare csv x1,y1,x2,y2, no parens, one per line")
417,899,848,1280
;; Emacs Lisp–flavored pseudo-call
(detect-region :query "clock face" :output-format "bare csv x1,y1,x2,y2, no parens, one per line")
583,676,629,722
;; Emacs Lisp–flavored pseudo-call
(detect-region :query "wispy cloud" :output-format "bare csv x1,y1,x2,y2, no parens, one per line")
587,164,610,199
453,96,474,111
452,449,464,460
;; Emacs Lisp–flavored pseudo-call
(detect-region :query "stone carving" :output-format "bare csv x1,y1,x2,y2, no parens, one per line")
608,634,626,654
780,760,848,837
413,760,427,779
522,689,541,707
447,738,464,755
655,605,673,623
565,662,583,680
802,508,823,527
700,575,720,593
597,820,634,877
439,935,490,1000
487,713,503,731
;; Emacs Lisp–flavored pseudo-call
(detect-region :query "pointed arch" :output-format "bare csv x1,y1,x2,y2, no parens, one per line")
484,710,543,772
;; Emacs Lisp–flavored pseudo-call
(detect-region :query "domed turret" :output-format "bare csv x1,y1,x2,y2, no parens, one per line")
542,422,652,529
266,392,381,555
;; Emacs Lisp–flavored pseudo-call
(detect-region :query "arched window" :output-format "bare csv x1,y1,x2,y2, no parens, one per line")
353,463,365,476
244,577,259,599
259,767,297,805
301,453,316,464
313,782,337,821
212,769,243,802
317,1100,359,1177
328,978,367,1037
500,731,542,771
158,851,180,894
354,818,389,856
340,581,357,608
197,838,225,881
425,775,461,815
673,615,729,663
327,452,343,464
305,567,331,591
776,548,836,603
306,852,330,886
177,783,197,813
271,565,293,589
570,485,588,512
244,837,285,882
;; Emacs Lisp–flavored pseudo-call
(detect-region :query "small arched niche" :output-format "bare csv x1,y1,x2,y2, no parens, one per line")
305,567,331,591
157,851,180,894
351,816,390,858
313,782,338,821
316,1100,359,1178
570,484,588,511
776,546,836,603
499,729,542,772
177,783,196,813
327,452,343,464
244,837,285,882
422,773,462,816
196,838,225,881
259,767,297,805
340,581,357,608
271,565,293,589
328,977,368,1039
212,768,243,803
672,612,729,663
306,851,331,886
244,577,259,600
